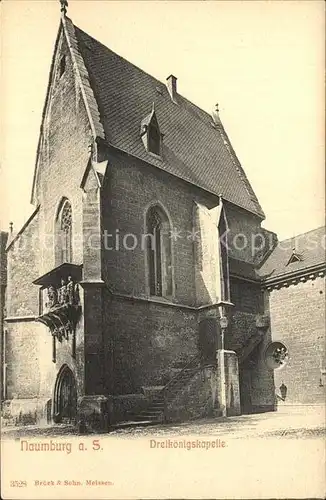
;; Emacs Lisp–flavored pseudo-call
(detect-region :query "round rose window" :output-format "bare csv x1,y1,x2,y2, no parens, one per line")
265,342,289,370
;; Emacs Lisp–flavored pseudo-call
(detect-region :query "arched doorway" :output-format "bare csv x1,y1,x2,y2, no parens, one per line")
53,365,77,424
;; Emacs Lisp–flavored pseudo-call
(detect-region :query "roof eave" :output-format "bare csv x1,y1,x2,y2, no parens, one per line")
105,141,266,220
261,262,326,287
6,205,41,252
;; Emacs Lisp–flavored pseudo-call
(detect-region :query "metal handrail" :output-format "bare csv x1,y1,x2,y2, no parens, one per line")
161,353,201,396
160,353,201,424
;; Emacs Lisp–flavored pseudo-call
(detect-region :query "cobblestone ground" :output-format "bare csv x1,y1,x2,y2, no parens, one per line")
2,404,325,440
1,406,325,499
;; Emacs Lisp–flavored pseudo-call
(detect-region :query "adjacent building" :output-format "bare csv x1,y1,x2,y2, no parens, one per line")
260,227,325,406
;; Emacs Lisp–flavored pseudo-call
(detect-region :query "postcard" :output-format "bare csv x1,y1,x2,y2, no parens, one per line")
1,1,325,499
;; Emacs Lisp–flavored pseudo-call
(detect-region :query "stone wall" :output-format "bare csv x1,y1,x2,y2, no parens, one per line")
101,151,200,306
5,321,42,399
165,351,240,423
3,31,92,412
6,214,40,319
101,150,268,308
230,277,263,314
103,295,198,395
165,367,219,423
34,31,92,275
226,204,276,264
5,214,42,400
268,276,326,405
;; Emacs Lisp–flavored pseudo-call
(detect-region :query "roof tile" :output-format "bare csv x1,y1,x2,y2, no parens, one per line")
74,25,265,218
258,226,326,279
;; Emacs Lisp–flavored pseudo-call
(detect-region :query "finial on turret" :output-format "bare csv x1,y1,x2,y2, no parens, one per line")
212,102,221,126
60,0,68,15
9,222,13,234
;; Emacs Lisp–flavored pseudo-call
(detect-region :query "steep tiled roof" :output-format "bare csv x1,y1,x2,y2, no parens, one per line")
30,17,105,205
63,18,105,141
258,226,326,280
73,25,265,219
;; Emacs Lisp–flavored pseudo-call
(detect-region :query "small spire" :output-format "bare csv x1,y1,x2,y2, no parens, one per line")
60,0,68,15
152,102,155,113
9,222,13,234
212,102,221,126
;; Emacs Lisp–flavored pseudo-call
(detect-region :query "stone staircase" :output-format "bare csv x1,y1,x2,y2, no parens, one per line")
130,356,201,424
237,329,265,365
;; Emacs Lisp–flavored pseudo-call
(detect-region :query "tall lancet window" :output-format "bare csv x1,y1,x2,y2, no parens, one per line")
146,206,172,298
56,198,73,265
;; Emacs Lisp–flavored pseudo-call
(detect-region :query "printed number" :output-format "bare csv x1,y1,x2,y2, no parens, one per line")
10,481,27,487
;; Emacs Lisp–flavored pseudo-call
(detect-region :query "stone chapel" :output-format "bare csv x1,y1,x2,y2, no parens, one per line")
1,8,325,429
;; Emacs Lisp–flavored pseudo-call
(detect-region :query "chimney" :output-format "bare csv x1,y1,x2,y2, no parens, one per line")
166,75,177,102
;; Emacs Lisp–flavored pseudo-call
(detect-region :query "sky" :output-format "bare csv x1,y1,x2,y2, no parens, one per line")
0,0,324,240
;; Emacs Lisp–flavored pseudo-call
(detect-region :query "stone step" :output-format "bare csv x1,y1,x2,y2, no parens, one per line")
112,420,158,429
142,410,163,415
135,410,163,418
128,361,200,425
130,409,163,418
133,415,161,422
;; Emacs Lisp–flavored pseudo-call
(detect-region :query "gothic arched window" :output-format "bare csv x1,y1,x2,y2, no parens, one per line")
56,199,72,265
146,206,172,298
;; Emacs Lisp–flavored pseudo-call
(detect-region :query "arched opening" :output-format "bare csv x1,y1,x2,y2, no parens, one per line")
53,365,77,424
55,198,73,265
146,205,172,297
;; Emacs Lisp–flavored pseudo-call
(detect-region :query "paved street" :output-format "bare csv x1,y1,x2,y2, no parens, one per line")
112,405,325,440
2,406,325,499
2,404,325,440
